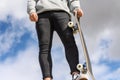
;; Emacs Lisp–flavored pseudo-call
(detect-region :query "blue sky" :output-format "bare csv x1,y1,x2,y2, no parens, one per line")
0,0,120,80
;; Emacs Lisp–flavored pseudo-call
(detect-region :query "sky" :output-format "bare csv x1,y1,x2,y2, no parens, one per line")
0,0,120,80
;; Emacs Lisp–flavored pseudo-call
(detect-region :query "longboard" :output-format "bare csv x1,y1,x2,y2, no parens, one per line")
68,12,95,80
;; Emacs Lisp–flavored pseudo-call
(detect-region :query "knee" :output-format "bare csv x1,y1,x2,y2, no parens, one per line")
39,43,51,54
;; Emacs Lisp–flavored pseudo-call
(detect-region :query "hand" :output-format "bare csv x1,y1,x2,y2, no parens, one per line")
74,8,84,18
29,12,38,22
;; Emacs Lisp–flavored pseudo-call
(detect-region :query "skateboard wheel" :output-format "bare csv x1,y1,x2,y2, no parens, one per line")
68,21,74,27
77,64,83,71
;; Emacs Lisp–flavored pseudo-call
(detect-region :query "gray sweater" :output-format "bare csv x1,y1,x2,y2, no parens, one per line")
27,0,81,15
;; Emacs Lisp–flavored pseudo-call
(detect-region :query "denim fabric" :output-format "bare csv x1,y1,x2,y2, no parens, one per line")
35,11,79,79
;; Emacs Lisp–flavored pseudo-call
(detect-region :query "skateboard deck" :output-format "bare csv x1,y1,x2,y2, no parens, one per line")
68,12,95,80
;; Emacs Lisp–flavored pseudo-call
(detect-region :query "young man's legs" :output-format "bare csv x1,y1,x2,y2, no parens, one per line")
36,11,80,80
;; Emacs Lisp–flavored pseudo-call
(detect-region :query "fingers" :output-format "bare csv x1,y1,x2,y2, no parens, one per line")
29,12,38,22
74,8,84,18
77,9,84,17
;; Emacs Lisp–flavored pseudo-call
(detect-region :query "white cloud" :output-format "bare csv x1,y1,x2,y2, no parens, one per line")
0,18,36,55
93,64,110,79
0,0,27,21
0,43,41,80
92,63,120,80
103,68,120,80
0,3,36,55
0,26,24,55
108,25,120,61
80,0,120,62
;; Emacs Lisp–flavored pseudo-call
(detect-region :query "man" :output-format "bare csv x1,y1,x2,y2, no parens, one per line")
27,0,86,80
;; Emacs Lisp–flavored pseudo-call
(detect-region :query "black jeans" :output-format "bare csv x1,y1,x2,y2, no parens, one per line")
36,11,79,79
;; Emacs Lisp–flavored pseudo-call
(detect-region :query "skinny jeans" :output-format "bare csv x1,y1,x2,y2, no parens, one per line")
35,11,79,79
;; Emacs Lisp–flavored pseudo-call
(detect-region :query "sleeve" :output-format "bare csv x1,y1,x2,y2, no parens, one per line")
27,0,37,14
68,0,81,12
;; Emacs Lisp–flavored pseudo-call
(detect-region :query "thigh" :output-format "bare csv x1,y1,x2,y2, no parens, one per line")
53,12,75,46
36,15,53,45
53,11,70,31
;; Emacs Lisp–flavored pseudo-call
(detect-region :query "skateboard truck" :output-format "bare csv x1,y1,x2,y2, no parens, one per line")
77,62,87,74
68,21,79,34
